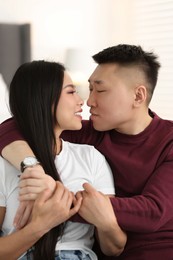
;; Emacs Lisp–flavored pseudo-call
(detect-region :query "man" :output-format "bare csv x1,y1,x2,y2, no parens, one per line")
0,44,173,259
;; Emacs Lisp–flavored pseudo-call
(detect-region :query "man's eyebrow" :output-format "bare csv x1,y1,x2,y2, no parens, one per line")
88,79,103,84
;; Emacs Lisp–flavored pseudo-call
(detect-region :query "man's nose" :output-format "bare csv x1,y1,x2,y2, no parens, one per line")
87,92,96,107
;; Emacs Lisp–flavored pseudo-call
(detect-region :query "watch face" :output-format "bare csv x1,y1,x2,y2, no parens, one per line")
23,157,38,166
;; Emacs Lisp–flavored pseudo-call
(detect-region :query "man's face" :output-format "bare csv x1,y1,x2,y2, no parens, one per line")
87,63,137,132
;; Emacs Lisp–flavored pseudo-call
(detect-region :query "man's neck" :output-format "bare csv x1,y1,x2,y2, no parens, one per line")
115,111,153,135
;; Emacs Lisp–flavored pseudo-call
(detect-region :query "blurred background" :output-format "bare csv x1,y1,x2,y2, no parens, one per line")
0,0,173,122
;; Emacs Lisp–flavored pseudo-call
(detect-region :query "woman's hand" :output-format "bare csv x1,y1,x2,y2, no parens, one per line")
18,165,56,201
13,201,34,229
14,165,56,229
31,181,83,233
14,166,56,229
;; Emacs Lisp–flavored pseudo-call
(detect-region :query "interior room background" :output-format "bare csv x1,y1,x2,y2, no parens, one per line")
0,0,173,122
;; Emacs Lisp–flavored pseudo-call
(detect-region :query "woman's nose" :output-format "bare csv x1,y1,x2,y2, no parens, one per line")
77,94,84,106
80,98,84,106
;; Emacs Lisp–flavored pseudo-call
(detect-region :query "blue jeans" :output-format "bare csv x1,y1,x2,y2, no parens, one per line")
18,248,33,260
55,250,92,260
20,250,91,260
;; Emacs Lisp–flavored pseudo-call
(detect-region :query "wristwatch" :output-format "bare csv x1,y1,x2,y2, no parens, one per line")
20,156,41,173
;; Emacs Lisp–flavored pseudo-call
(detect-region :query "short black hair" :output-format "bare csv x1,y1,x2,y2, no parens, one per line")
93,44,161,102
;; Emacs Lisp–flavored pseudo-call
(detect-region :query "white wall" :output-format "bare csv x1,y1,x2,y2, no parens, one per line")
0,0,119,61
0,0,173,121
116,0,173,120
0,0,125,121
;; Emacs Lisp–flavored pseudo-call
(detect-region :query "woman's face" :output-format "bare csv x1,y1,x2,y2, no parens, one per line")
55,72,84,135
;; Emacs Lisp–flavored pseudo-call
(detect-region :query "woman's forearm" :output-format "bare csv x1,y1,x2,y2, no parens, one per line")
0,220,46,259
0,185,79,259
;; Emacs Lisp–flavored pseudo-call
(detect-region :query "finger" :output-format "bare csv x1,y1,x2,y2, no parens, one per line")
17,202,33,229
34,188,52,207
20,169,44,180
66,192,74,209
13,202,27,227
69,197,83,217
20,176,56,194
83,183,96,193
53,181,66,200
19,185,42,194
61,187,71,206
72,192,77,204
19,179,42,188
75,191,83,200
19,193,38,201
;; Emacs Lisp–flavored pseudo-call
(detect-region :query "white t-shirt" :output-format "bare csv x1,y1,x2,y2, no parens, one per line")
0,140,115,260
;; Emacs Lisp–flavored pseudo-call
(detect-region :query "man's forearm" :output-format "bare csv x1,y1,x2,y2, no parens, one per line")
96,222,127,256
2,140,34,170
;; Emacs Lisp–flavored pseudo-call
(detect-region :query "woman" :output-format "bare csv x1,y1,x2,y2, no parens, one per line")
0,60,126,259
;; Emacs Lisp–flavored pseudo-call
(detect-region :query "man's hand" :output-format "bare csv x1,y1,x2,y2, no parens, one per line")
75,183,127,256
76,183,116,231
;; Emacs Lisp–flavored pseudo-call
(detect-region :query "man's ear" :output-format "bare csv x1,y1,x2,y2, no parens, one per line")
134,85,147,106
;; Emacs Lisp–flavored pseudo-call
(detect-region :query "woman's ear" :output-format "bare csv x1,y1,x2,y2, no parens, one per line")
134,85,147,107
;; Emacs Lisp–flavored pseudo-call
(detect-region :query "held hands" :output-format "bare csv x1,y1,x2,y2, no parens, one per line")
15,167,116,233
75,183,117,231
75,184,127,256
31,182,82,235
14,166,82,229
76,183,127,256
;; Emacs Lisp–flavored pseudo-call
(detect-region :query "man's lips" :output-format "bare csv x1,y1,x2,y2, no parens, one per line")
90,110,98,116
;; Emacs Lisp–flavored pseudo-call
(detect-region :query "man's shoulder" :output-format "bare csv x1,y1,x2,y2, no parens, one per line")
151,111,173,133
157,116,173,132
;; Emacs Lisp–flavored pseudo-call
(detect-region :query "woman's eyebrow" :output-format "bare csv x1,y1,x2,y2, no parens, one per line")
63,84,76,89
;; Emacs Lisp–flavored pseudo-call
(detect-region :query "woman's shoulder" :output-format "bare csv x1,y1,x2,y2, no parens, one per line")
65,141,105,162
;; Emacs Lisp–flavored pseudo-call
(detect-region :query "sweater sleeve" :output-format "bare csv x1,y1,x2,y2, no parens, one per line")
0,118,24,155
110,145,173,233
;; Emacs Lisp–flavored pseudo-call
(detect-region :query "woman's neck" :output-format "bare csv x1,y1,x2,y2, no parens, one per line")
56,138,62,155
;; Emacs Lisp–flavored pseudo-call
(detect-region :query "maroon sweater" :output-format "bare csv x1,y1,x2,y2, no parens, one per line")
0,112,173,259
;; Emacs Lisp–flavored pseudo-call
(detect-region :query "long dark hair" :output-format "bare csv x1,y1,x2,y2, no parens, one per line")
9,60,65,260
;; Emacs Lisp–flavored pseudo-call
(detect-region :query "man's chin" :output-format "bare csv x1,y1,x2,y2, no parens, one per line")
92,122,106,132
